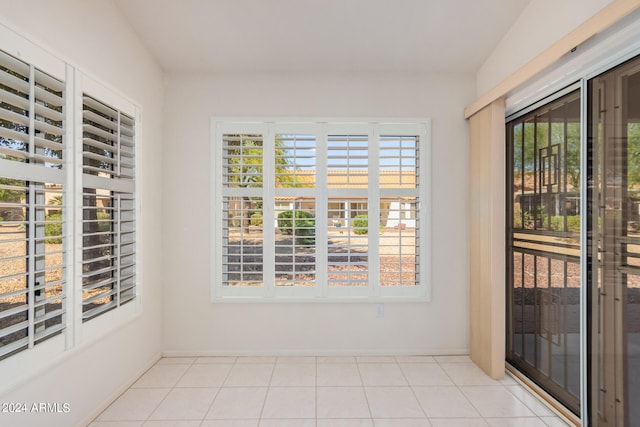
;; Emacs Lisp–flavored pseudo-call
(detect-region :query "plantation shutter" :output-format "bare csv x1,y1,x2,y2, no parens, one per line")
379,134,420,288
0,50,64,166
0,49,66,359
213,120,429,299
81,94,136,321
274,132,318,289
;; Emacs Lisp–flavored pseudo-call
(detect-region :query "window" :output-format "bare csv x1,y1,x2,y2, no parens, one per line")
81,95,136,321
0,49,66,359
213,119,430,300
0,37,139,365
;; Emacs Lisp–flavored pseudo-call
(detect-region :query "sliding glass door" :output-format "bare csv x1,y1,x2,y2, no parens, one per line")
506,89,582,415
588,57,640,427
507,53,640,426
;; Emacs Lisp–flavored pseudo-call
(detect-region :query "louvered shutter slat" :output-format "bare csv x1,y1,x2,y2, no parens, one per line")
81,94,136,322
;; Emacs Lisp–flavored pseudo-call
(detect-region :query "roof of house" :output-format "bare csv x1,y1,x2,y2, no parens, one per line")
276,169,416,189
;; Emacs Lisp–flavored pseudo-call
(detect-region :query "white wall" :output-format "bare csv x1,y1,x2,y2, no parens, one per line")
162,71,474,355
476,0,612,96
0,1,165,426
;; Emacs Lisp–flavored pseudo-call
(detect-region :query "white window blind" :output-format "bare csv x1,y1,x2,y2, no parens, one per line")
81,95,136,321
0,50,64,167
379,135,420,289
0,50,66,359
214,120,430,300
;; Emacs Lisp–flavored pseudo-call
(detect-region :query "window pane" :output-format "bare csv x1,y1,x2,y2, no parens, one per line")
223,196,263,286
223,134,264,188
275,134,316,188
380,135,418,188
0,51,64,167
328,135,368,188
0,179,28,357
328,200,369,286
0,180,64,358
35,183,64,343
275,200,316,287
82,188,116,320
380,198,418,286
82,96,135,179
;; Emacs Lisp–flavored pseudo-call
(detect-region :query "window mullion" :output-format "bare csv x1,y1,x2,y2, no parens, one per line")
115,193,121,307
28,65,35,159
368,127,381,297
264,126,276,297
72,72,84,342
27,182,36,349
316,124,328,297
116,111,121,177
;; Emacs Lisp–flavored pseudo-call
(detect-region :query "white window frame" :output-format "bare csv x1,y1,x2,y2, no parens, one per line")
211,118,431,302
0,24,141,389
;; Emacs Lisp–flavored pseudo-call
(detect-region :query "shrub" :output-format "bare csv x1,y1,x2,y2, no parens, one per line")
277,210,313,234
250,212,263,227
353,215,368,235
96,211,112,232
277,210,315,244
45,213,63,244
550,215,580,232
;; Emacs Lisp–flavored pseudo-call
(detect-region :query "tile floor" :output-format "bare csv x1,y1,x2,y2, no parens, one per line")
89,355,571,427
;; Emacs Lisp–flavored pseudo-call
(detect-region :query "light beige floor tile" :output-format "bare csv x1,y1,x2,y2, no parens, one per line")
259,419,316,427
89,422,144,427
364,386,424,418
97,388,170,421
439,363,502,386
156,358,197,365
374,419,433,426
356,356,396,363
201,420,258,427
236,356,277,364
433,355,472,364
200,420,259,427
413,386,481,418
429,419,489,427
500,375,519,386
317,363,362,386
276,356,316,364
317,356,357,363
149,387,218,420
358,363,408,386
460,386,536,418
261,387,316,419
317,419,374,427
270,363,316,386
399,363,454,386
505,385,555,417
485,418,548,427
132,365,191,388
175,364,232,388
395,356,436,364
206,387,267,419
317,386,370,419
223,364,274,387
196,357,237,364
540,417,572,427
143,421,202,426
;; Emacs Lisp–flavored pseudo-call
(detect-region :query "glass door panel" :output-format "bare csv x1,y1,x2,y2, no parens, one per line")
506,90,582,415
588,56,640,427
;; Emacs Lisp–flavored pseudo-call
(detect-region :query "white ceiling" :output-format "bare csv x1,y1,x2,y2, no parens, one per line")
115,0,530,73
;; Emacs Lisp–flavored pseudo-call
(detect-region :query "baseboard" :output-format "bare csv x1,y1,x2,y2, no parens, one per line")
76,351,162,427
161,348,470,358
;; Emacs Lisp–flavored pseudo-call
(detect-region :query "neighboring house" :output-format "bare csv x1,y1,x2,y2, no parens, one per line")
271,170,417,228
